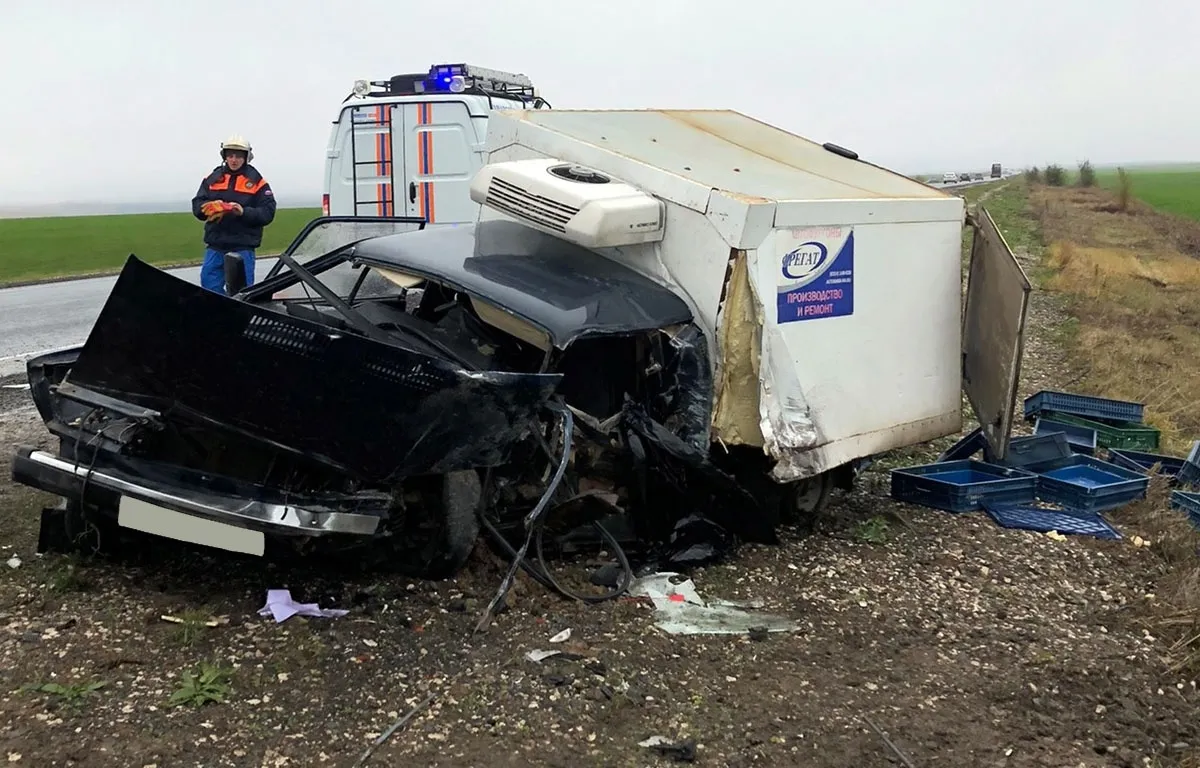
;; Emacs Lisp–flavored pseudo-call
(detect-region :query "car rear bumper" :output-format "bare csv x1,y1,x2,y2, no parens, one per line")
12,446,384,540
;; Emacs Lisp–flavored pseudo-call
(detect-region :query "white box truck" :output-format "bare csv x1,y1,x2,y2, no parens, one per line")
470,108,1030,502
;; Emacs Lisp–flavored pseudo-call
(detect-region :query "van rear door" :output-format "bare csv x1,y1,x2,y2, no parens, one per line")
393,100,480,225
961,206,1032,461
326,104,404,217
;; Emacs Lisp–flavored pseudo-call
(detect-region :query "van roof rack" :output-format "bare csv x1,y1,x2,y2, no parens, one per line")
344,63,540,103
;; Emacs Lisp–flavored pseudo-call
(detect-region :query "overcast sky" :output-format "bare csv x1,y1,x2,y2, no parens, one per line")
1,0,1195,208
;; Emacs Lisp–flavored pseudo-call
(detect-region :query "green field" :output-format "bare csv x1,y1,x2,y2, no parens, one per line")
1094,166,1200,222
0,207,321,286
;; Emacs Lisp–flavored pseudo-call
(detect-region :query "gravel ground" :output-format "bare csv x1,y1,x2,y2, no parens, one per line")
2,224,1198,766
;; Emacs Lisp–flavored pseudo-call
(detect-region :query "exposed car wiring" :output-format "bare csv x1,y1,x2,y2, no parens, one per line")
70,407,108,554
473,402,574,633
475,402,633,632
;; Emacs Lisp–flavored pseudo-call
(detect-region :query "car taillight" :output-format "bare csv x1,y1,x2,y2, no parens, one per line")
321,194,330,216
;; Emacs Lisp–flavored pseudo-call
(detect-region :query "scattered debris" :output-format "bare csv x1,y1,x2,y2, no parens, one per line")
638,735,698,762
160,614,228,628
629,572,797,635
353,694,436,768
257,589,350,623
548,628,571,643
863,716,916,768
5,556,19,569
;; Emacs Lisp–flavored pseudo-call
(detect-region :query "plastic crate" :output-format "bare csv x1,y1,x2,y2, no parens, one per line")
1039,411,1160,452
1178,441,1200,489
1106,449,1186,479
1026,454,1150,513
1004,432,1072,469
890,460,1038,513
1023,390,1144,425
936,427,986,462
982,502,1122,540
1168,490,1200,529
1033,416,1098,456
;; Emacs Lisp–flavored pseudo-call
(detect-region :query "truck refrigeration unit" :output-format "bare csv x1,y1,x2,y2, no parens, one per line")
322,63,550,224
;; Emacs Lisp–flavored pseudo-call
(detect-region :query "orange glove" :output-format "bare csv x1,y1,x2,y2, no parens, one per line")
201,200,236,222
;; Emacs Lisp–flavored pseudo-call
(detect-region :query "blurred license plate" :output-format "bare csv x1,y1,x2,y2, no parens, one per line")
117,496,264,556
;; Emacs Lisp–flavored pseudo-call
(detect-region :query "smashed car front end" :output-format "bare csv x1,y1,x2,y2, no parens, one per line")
11,213,796,585
11,239,561,559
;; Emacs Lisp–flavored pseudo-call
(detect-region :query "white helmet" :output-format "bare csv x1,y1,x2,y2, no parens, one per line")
220,134,254,162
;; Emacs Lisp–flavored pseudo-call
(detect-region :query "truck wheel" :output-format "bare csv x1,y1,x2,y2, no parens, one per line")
391,470,483,580
784,472,834,529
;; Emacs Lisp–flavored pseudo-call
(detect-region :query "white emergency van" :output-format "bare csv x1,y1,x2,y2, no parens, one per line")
321,63,549,225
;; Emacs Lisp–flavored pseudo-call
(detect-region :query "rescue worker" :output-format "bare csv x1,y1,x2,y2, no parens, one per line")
191,134,276,294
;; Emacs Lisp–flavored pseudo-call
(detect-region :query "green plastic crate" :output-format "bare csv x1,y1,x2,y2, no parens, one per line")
1040,410,1160,452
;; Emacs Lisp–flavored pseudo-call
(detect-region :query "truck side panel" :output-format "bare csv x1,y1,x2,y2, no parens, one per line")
749,219,965,480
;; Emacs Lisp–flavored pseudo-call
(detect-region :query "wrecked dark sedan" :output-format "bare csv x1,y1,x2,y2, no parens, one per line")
11,216,775,586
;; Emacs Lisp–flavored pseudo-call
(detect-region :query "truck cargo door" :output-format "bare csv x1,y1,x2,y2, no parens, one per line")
962,206,1032,461
396,102,477,224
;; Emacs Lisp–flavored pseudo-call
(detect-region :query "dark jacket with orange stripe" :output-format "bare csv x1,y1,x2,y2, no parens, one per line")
191,163,277,251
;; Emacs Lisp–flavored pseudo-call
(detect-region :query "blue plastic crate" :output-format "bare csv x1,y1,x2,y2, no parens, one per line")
890,459,1038,513
936,427,986,462
1034,416,1098,456
1023,390,1144,425
1026,455,1150,514
1169,490,1200,529
1106,449,1186,480
982,502,1122,540
1004,432,1072,469
1179,441,1200,490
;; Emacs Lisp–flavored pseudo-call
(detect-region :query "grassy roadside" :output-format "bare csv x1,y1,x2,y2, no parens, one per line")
1024,182,1200,455
983,174,1200,689
0,207,321,287
971,176,1200,454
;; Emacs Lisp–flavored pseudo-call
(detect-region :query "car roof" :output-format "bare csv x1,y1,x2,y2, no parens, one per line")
350,219,695,348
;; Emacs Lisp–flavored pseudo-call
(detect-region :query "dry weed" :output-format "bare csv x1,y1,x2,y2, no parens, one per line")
1109,476,1200,675
1031,186,1200,453
1116,167,1134,212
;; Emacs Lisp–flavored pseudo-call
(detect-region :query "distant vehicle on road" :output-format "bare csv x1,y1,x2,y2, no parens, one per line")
942,172,958,184
991,163,1002,178
959,173,971,182
973,173,984,181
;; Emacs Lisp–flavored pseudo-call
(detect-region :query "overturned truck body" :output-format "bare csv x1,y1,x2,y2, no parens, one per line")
11,109,1030,582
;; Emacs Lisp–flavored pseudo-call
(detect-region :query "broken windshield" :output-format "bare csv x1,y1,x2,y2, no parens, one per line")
255,216,429,301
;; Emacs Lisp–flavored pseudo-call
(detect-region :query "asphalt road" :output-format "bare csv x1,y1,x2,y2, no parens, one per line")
0,258,279,377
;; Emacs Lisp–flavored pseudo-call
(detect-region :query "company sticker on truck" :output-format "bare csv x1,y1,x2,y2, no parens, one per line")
776,226,855,324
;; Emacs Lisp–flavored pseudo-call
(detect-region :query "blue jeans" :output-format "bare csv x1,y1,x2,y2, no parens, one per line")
200,247,255,294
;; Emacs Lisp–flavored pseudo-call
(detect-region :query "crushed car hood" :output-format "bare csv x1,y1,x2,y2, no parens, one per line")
350,219,695,349
61,256,563,483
